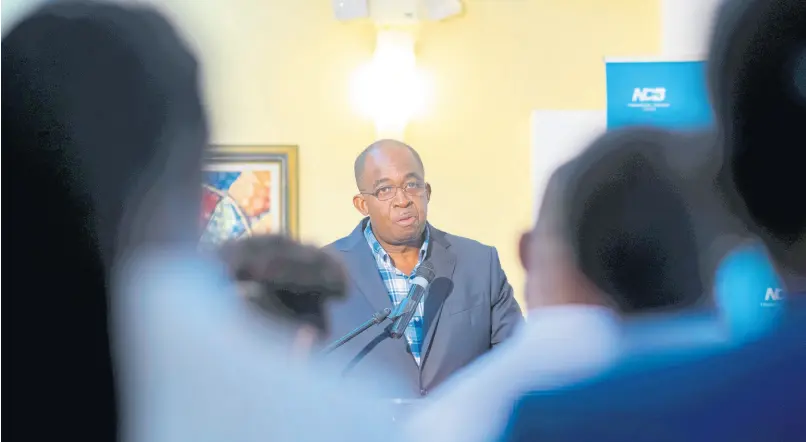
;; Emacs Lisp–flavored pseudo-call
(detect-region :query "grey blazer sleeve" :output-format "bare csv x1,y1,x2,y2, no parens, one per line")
489,247,523,346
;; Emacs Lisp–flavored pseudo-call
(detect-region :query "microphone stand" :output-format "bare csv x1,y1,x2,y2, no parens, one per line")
321,308,393,354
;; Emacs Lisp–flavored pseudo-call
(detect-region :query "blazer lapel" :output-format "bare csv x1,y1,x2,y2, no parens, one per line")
338,219,393,314
420,227,456,368
335,220,456,371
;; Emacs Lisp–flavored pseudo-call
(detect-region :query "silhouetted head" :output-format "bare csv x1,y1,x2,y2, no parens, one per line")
219,235,348,356
708,0,806,278
4,0,208,267
522,128,707,314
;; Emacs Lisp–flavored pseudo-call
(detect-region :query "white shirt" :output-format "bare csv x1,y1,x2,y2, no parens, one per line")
406,305,621,442
114,248,401,442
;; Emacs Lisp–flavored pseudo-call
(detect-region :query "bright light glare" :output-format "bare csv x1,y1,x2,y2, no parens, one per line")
349,31,430,138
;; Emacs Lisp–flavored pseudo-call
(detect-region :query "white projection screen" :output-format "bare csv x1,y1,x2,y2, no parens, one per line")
530,110,606,220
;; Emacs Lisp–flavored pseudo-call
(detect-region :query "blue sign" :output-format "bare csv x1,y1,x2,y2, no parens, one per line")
714,243,785,340
605,61,713,130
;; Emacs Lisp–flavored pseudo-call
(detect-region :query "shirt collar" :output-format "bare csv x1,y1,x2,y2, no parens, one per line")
364,221,430,266
520,304,622,351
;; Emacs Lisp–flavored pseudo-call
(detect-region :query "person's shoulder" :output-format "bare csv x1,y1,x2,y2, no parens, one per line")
435,228,497,255
324,220,366,252
505,326,806,441
324,229,363,253
324,235,352,252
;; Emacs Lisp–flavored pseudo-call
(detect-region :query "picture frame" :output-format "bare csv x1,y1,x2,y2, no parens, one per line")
199,145,299,249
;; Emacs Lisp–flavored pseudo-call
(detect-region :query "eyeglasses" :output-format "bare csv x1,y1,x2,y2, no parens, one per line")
360,182,427,201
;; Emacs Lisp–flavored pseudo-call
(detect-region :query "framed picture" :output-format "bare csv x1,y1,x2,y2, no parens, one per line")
200,145,298,249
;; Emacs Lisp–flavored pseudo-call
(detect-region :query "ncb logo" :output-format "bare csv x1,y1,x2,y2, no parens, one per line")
765,288,783,301
632,87,666,102
628,87,670,111
761,287,784,307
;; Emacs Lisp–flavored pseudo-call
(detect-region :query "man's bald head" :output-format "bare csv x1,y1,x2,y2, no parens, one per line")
351,139,430,247
354,139,424,188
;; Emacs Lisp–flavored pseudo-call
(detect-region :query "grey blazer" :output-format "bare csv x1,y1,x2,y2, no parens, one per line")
323,218,523,398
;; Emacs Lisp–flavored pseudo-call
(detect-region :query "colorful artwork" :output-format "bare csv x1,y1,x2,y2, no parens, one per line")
200,146,298,250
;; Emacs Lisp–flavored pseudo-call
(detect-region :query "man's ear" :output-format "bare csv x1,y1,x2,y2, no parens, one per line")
353,194,369,216
426,183,432,201
519,231,531,270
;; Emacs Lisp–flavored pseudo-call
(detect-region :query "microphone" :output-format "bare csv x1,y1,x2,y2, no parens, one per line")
389,261,436,339
321,307,392,354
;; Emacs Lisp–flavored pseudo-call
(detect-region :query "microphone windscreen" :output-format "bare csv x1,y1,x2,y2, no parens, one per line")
416,261,436,282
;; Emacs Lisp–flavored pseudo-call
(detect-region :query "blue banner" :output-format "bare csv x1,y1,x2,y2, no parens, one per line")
714,243,785,340
605,60,713,130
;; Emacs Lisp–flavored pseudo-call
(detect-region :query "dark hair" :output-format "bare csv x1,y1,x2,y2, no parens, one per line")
4,3,204,442
709,0,806,271
219,235,347,334
554,128,706,313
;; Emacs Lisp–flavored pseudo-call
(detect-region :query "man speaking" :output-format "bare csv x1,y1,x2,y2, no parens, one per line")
325,139,523,398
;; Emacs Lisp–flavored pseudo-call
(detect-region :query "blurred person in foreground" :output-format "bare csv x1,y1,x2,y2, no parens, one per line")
505,0,806,440
709,1,806,296
662,131,787,340
325,139,523,398
406,127,710,442
4,0,204,438
219,234,348,359
4,2,398,442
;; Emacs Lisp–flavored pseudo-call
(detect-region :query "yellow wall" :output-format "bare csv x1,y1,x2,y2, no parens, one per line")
148,0,661,306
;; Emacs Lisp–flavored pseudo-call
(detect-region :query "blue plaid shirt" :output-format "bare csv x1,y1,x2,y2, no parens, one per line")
364,222,430,366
